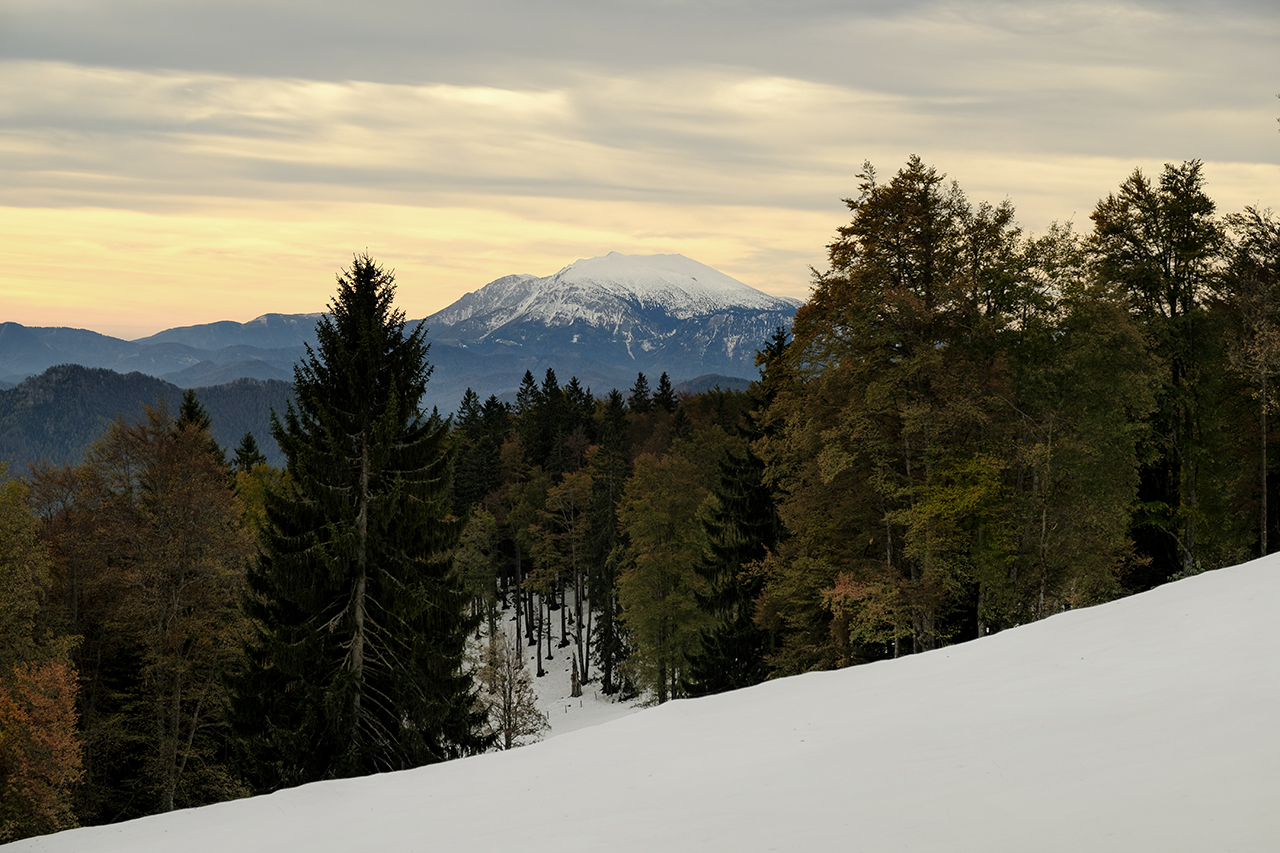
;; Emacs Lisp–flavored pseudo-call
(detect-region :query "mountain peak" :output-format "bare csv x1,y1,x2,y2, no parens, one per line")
427,252,800,336
548,252,800,316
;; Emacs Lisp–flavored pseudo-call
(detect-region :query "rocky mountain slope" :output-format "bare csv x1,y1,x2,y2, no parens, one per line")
425,253,800,378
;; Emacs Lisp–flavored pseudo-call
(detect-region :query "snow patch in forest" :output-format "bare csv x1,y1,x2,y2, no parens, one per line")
15,557,1280,852
488,601,644,740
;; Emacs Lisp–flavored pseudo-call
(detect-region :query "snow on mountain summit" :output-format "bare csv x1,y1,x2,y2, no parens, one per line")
549,252,800,316
416,252,802,392
425,253,801,335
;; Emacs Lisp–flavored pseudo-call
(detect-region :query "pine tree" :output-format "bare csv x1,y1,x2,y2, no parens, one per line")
456,388,482,435
531,368,567,473
627,372,652,414
515,370,540,417
1090,161,1231,584
177,389,228,467
653,372,678,413
236,254,488,790
684,446,778,696
233,432,266,473
587,389,631,695
453,388,502,513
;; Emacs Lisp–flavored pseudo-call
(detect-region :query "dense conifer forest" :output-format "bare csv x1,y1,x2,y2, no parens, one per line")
1,158,1277,839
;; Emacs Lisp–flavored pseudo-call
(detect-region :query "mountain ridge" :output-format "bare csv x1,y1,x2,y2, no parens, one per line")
1,253,801,411
0,365,292,471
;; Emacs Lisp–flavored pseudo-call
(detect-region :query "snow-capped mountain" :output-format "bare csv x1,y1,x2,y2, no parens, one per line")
0,254,801,412
424,252,801,377
433,253,798,330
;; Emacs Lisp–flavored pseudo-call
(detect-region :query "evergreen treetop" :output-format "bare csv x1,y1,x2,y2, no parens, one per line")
237,254,487,789
654,372,678,413
628,372,652,414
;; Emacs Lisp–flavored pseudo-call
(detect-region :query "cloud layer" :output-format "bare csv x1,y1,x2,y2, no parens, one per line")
2,0,1277,337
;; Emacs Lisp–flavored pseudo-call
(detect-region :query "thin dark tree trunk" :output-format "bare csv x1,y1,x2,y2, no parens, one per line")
535,594,545,677
1262,374,1269,557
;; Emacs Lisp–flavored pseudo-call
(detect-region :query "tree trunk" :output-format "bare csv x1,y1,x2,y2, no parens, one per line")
535,594,545,677
352,436,370,709
1262,375,1269,557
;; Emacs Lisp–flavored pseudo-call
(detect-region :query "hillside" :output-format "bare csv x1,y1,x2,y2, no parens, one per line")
0,366,292,471
13,556,1277,852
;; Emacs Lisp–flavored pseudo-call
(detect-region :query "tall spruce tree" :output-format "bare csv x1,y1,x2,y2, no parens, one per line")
236,255,487,790
684,446,778,696
587,389,631,695
653,373,678,413
177,389,228,467
627,372,652,414
233,432,266,473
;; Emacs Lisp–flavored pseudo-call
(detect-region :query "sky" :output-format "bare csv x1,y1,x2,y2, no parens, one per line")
10,554,1278,852
2,0,1278,339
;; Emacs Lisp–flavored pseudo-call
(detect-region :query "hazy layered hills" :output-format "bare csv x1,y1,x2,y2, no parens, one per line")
0,317,310,390
1,253,800,413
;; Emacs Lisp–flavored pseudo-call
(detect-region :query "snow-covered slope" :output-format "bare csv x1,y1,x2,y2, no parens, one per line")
17,558,1280,852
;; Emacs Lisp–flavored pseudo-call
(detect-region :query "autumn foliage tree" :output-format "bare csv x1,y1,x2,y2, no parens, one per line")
28,401,253,821
756,157,1159,672
0,472,82,841
474,633,549,750
0,661,83,841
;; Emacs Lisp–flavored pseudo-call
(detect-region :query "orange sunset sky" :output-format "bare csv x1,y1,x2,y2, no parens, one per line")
3,0,1278,340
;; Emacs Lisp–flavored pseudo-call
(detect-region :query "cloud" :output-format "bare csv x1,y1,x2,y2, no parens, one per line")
1,0,1277,336
0,196,840,338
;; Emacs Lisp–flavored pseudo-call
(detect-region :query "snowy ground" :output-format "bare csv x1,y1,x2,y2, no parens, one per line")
499,604,645,739
12,557,1280,852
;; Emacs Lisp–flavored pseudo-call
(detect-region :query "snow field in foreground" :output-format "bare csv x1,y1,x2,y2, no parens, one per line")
13,557,1280,852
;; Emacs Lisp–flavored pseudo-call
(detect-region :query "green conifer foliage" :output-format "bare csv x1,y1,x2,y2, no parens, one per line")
684,447,778,696
627,372,652,414
587,389,631,695
237,255,487,789
1090,161,1238,585
232,432,267,473
453,389,502,513
653,373,678,413
177,389,228,467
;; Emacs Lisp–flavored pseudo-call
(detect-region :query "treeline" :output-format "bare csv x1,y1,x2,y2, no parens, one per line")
1,158,1277,840
451,156,1280,690
450,365,768,703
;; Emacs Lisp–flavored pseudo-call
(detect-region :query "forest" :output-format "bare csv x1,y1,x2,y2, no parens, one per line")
1,156,1277,840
